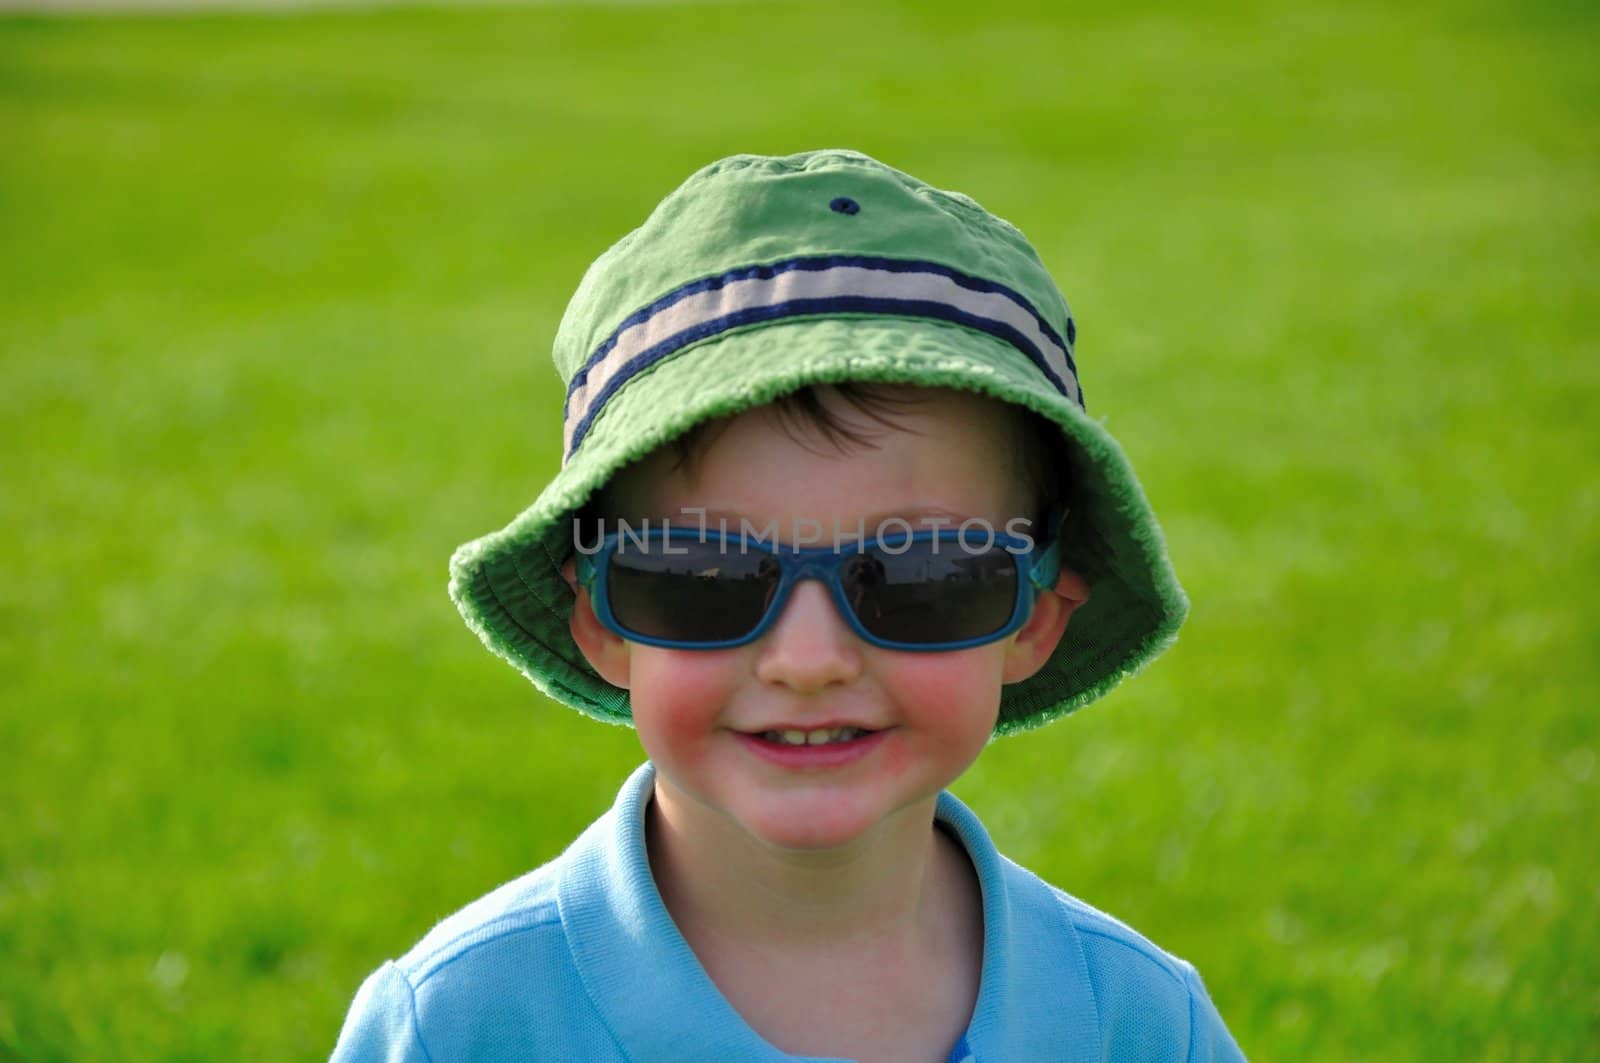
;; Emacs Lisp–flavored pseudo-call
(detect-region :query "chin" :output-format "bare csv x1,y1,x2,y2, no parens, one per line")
737,800,883,852
738,781,943,853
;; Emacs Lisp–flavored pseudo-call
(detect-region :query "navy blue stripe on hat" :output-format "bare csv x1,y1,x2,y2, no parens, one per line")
562,255,1080,461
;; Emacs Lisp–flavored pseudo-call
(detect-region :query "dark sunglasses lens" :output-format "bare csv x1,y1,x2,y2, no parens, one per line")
843,540,1020,645
606,539,779,643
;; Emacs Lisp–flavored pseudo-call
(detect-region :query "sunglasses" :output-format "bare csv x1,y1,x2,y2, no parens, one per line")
573,516,1063,652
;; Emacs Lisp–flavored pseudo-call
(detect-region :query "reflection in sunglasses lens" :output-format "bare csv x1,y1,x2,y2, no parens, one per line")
608,540,778,642
848,541,1018,644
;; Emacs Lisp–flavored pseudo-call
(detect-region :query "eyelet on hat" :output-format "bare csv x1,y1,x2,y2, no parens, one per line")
829,196,860,215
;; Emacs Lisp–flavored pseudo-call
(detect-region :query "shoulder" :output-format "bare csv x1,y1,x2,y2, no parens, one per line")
392,860,566,987
1042,869,1194,991
1002,856,1192,1012
330,859,602,1063
1000,856,1247,1061
330,765,669,1061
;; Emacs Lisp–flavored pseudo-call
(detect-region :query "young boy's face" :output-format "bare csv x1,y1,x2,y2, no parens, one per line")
568,385,1083,852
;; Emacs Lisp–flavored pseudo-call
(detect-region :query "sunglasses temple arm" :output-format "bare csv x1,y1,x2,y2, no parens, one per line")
1026,505,1069,593
1029,538,1062,593
573,552,598,589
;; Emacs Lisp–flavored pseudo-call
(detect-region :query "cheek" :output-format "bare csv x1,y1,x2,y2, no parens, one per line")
628,647,744,754
891,648,1004,719
880,648,1004,758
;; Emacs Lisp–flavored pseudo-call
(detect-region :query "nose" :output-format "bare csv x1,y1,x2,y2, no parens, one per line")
752,578,864,694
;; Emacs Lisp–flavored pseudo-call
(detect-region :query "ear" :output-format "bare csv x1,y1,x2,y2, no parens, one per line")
561,556,633,690
1001,567,1091,684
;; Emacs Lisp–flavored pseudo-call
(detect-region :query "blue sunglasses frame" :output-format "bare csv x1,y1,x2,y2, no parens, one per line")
573,517,1064,652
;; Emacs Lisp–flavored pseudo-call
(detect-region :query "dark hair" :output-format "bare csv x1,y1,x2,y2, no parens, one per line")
578,382,1070,541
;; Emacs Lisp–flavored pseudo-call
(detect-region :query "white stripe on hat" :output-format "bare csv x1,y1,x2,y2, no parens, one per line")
562,256,1079,460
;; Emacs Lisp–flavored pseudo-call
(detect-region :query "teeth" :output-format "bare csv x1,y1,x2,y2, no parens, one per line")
761,727,866,747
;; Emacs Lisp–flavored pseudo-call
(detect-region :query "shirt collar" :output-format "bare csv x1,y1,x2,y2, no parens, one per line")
556,761,1100,1061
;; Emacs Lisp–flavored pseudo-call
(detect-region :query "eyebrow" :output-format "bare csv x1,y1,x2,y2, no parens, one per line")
668,507,983,531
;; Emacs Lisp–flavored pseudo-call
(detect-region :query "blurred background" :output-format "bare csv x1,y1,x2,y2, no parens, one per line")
2,0,1596,1058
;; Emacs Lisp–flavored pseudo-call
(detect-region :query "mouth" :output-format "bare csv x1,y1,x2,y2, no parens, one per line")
733,725,891,769
747,725,880,747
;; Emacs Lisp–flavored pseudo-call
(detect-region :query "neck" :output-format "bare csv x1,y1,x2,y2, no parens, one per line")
645,777,963,959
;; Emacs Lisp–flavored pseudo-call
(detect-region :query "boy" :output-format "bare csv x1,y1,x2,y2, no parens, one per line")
332,149,1246,1061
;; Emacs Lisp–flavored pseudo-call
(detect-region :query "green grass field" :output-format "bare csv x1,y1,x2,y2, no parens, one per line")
2,0,1596,1058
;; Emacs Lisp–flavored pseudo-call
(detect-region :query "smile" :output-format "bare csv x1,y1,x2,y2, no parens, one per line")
757,727,873,746
734,727,891,769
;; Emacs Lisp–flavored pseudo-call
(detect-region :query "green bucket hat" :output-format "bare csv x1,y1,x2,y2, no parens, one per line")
448,148,1187,737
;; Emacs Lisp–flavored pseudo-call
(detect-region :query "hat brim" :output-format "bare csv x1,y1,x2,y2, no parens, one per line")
448,314,1187,736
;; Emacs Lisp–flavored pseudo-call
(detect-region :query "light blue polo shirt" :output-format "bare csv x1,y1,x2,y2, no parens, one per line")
332,762,1245,1061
